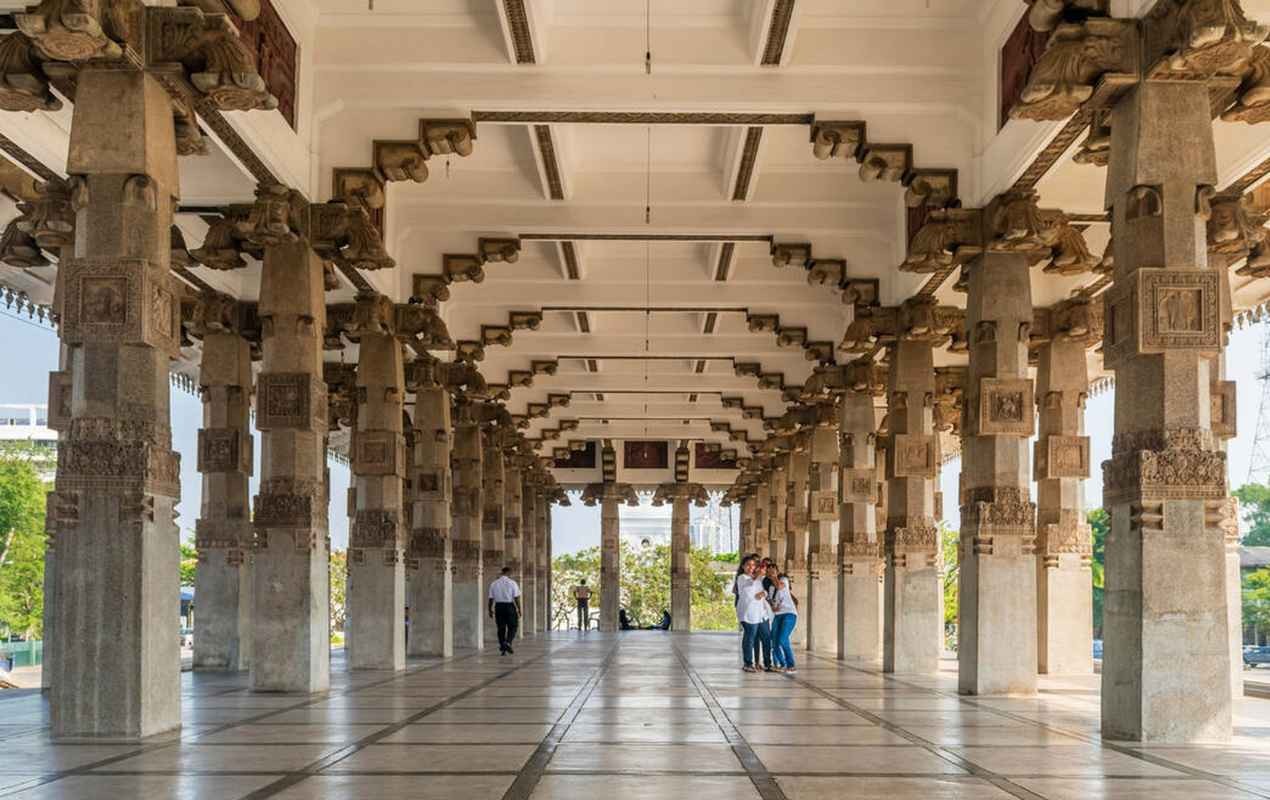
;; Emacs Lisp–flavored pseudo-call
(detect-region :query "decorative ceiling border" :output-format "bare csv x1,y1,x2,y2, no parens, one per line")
761,0,797,67
472,111,814,125
521,233,774,242
534,125,565,200
503,0,535,64
731,127,763,201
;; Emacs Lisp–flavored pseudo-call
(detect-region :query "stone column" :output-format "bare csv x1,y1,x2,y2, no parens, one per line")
537,488,550,632
806,404,840,656
959,243,1038,696
755,480,771,558
839,380,884,662
253,226,330,693
451,401,484,650
884,337,942,674
193,312,254,672
1034,307,1094,676
407,361,452,657
50,68,184,738
347,299,407,671
503,455,524,637
521,482,538,634
1101,77,1231,741
481,430,505,646
768,459,787,565
786,443,810,649
738,494,754,554
671,492,692,631
592,483,625,633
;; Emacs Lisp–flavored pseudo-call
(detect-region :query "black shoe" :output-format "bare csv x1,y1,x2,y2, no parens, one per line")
506,646,514,654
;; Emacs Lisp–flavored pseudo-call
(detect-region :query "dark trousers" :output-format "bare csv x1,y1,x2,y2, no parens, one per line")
495,602,519,651
741,620,772,668
577,601,589,631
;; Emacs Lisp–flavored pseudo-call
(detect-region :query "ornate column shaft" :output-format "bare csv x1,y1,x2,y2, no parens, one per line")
537,487,550,632
253,228,330,693
754,481,770,555
768,459,787,564
738,495,754,554
347,299,407,672
49,68,184,737
193,315,254,672
960,243,1038,696
451,401,484,650
522,481,538,634
839,382,884,662
806,405,840,656
1034,306,1095,676
786,444,810,649
1102,76,1232,742
586,477,635,633
658,480,705,632
883,338,942,674
481,429,505,646
503,456,524,636
407,363,452,657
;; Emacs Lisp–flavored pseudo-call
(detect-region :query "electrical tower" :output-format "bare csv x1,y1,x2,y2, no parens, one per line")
1248,326,1270,484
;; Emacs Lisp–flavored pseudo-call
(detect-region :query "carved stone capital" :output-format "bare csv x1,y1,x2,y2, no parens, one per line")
0,32,62,112
146,5,277,112
1011,17,1137,121
902,207,983,274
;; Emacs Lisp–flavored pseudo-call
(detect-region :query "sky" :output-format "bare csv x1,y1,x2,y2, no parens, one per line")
3,305,1267,553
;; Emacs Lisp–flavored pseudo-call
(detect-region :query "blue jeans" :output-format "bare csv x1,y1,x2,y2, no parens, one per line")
741,620,771,668
771,614,796,669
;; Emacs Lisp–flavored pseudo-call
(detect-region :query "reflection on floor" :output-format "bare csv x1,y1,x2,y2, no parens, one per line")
2,632,1270,799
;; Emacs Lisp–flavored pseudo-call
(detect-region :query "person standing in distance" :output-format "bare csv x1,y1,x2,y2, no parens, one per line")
574,579,593,632
488,566,522,655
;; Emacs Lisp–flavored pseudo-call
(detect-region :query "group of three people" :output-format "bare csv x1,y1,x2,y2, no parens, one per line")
733,553,798,673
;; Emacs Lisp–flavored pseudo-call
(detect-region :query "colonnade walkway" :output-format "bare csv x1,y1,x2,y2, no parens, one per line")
2,633,1270,799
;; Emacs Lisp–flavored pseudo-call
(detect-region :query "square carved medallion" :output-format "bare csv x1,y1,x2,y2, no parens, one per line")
809,490,838,521
257,373,324,431
1212,380,1237,439
1034,434,1090,480
891,433,936,479
978,377,1034,437
840,468,877,503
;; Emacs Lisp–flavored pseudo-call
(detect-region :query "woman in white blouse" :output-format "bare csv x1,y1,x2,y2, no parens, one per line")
767,566,798,674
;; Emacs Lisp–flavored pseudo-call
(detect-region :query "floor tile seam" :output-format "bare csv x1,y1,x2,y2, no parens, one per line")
0,642,566,800
233,641,580,800
496,636,624,800
781,671,1051,800
805,651,1270,799
669,642,790,800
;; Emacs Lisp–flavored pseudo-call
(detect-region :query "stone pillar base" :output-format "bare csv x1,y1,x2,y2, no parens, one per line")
193,549,252,672
452,555,484,650
1037,556,1092,675
806,559,839,656
883,559,942,674
671,576,691,632
839,559,883,661
408,556,452,657
348,553,406,671
786,568,809,649
251,533,330,693
959,550,1037,695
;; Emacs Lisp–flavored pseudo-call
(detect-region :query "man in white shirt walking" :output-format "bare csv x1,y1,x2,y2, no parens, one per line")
487,567,522,655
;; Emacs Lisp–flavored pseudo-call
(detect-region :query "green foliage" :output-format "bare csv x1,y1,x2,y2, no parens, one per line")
1235,484,1270,546
551,543,738,632
330,549,347,636
940,522,958,629
0,457,49,640
1244,566,1270,633
179,541,199,587
1088,508,1108,637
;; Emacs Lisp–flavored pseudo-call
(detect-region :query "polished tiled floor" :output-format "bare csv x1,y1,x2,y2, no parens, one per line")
3,633,1270,799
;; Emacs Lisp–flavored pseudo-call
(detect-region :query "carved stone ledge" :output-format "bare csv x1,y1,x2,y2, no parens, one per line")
0,32,62,112
809,120,864,160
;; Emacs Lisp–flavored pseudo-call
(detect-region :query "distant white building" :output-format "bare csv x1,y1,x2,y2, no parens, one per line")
0,404,56,481
618,493,740,555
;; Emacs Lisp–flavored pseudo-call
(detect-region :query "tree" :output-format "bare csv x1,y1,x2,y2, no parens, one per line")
1235,484,1270,546
1088,508,1109,638
550,542,739,632
179,541,199,587
0,457,48,640
1244,566,1270,635
329,549,347,636
940,522,958,631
